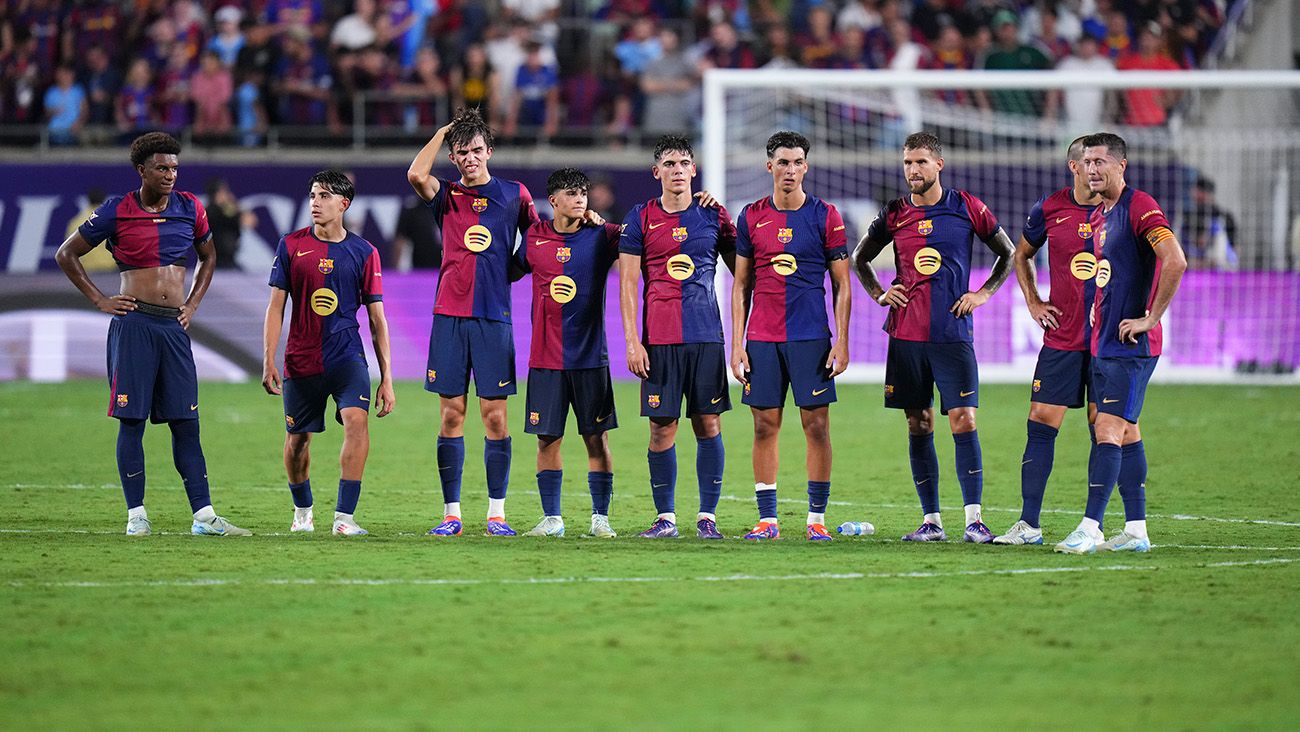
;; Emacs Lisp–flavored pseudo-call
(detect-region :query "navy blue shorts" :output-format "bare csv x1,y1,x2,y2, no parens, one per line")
425,314,516,398
283,356,371,433
884,339,978,415
525,366,617,436
642,343,731,418
1031,346,1092,408
1091,356,1158,423
741,339,836,409
106,309,198,423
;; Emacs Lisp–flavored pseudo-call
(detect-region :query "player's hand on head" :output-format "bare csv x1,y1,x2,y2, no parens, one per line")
376,381,396,417
694,190,720,208
730,348,750,384
96,294,136,316
261,364,282,395
1028,299,1062,330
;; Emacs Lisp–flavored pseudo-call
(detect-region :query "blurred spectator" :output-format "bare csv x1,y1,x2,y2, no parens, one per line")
275,28,333,127
115,58,155,135
80,46,121,127
235,67,267,147
169,0,208,62
1185,175,1238,269
981,10,1051,116
16,0,60,71
1,32,42,124
156,44,194,131
205,178,255,270
1117,22,1181,126
1021,0,1083,45
394,194,442,270
613,18,662,77
1029,5,1073,63
67,188,115,272
697,20,756,70
926,24,973,104
486,22,557,129
641,28,697,135
558,51,610,138
835,26,871,69
759,25,799,69
507,40,559,141
63,0,125,64
587,176,623,224
1101,9,1132,59
208,6,245,67
837,0,882,34
887,18,926,135
798,7,840,69
865,0,914,68
1047,30,1114,134
912,0,967,42
267,0,325,36
351,46,400,127
501,0,560,45
44,64,86,146
332,0,380,53
396,46,449,131
384,0,435,72
191,50,233,140
450,42,497,122
140,17,179,69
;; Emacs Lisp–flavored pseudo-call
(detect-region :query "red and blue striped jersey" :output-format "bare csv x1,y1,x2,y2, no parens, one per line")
736,194,848,342
619,199,737,345
426,176,539,322
269,227,384,379
1090,187,1170,359
865,188,1001,343
1022,188,1100,352
78,190,211,271
516,221,622,370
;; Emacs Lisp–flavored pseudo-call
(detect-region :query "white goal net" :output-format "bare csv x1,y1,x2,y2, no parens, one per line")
703,69,1300,383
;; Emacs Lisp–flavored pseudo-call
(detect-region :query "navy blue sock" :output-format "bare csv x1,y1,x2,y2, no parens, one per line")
1118,441,1148,521
908,432,941,515
756,487,778,519
808,480,830,514
436,436,464,504
953,430,983,507
484,437,511,500
289,479,313,508
648,446,677,515
1085,442,1123,523
336,479,361,515
116,418,146,509
588,471,613,516
538,469,563,516
169,419,211,513
1020,421,1059,527
696,435,723,514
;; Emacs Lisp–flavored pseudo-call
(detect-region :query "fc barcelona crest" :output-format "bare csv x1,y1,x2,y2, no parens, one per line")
318,258,334,274
883,384,894,397
671,226,688,242
1078,222,1093,239
427,369,437,382
918,219,934,236
1033,379,1042,393
116,393,129,407
285,415,295,427
648,394,661,408
743,383,751,396
777,227,793,244
472,197,489,213
529,411,540,425
555,246,572,263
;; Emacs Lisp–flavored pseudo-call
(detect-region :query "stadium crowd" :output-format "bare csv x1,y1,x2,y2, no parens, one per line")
2,0,1232,147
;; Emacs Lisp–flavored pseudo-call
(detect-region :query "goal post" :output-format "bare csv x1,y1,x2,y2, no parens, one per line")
702,69,1300,384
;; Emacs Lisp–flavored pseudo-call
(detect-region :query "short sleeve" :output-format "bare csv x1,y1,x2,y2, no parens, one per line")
362,246,383,303
268,237,291,290
191,195,212,245
864,207,893,247
601,222,623,265
823,202,848,260
715,205,737,256
734,206,753,258
510,232,532,279
618,207,644,256
1022,196,1048,248
1130,191,1174,247
960,191,1000,241
77,196,121,247
517,183,541,234
425,179,451,222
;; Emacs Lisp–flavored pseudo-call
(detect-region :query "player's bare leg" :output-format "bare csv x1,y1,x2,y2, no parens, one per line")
440,394,467,437
582,432,616,537
285,431,314,532
478,397,514,534
901,408,946,541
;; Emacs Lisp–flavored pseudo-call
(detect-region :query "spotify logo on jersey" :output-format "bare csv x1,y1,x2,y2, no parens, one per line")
1094,259,1112,288
549,275,577,304
311,288,338,316
666,254,695,280
1070,252,1098,280
771,253,798,276
914,247,942,276
464,224,492,252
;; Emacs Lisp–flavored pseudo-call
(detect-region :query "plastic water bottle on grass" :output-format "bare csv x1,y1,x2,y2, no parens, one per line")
836,521,875,536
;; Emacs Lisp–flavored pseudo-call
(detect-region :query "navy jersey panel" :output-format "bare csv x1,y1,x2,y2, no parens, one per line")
105,310,199,423
522,221,621,370
1030,346,1092,408
79,190,211,270
1091,187,1170,359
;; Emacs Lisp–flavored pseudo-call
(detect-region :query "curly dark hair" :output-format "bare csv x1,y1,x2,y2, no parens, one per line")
129,132,181,167
309,169,355,202
903,132,942,157
1081,132,1127,161
653,135,694,162
446,107,494,152
765,131,810,159
547,167,591,195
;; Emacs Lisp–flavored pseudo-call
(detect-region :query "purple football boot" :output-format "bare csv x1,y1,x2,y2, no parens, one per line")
485,517,517,536
637,518,679,538
963,521,994,544
696,518,723,539
427,516,463,536
900,522,947,542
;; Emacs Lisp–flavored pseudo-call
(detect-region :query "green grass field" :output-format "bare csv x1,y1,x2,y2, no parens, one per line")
3,380,1299,729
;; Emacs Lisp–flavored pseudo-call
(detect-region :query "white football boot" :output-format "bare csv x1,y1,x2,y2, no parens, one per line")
192,515,252,537
1054,528,1100,554
331,514,369,536
125,515,152,536
525,516,566,537
586,514,617,538
290,507,315,533
992,520,1044,545
1097,531,1151,552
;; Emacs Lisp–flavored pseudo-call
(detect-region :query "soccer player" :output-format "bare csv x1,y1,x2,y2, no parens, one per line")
1055,132,1187,554
852,132,1014,544
730,131,852,541
407,108,540,537
994,137,1102,546
262,170,395,536
53,131,249,536
513,168,623,538
619,135,737,539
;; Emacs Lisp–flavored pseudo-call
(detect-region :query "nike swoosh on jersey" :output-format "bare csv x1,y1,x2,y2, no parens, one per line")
296,250,316,257
756,221,772,228
648,222,666,230
1055,216,1069,224
451,191,465,196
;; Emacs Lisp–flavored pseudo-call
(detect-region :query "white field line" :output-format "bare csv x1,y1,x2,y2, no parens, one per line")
6,483,1300,529
6,557,1298,590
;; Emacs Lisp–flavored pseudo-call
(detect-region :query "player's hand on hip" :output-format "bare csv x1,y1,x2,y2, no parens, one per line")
730,347,750,384
96,294,136,316
694,190,720,208
375,381,396,418
626,341,650,380
827,341,849,378
1028,299,1063,330
951,289,990,317
177,304,195,330
1118,313,1153,344
262,363,282,396
877,285,907,308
